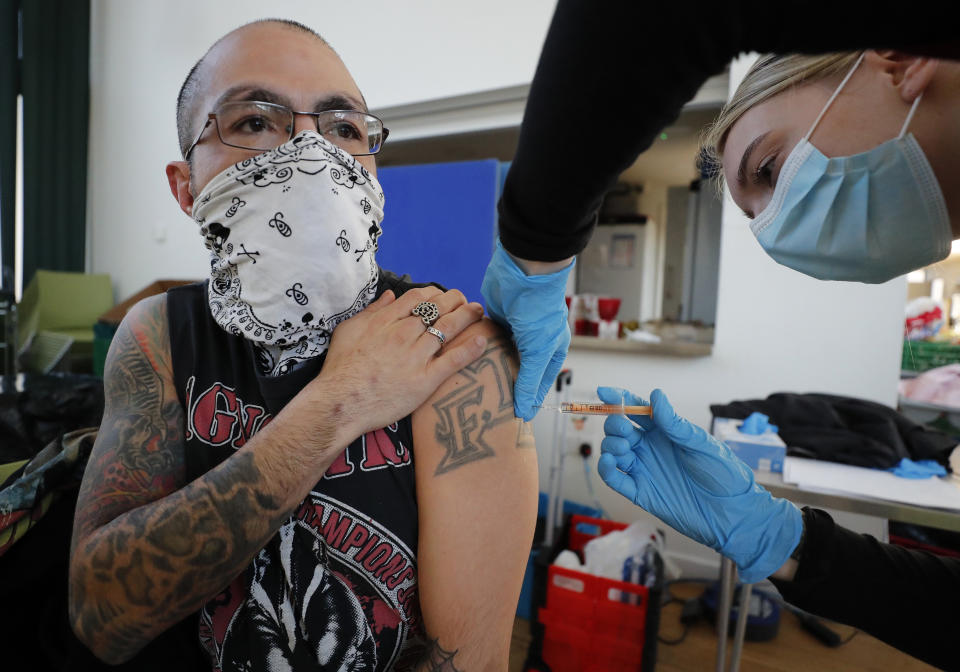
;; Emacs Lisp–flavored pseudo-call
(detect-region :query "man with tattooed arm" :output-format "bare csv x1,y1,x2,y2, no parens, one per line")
67,19,538,672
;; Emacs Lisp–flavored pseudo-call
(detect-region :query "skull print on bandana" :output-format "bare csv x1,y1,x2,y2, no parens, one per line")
192,131,385,376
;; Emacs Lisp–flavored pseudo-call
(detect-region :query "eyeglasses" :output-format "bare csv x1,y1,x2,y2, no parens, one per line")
184,100,390,160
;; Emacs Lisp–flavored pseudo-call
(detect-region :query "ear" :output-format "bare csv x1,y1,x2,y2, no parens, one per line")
866,50,939,103
165,161,194,217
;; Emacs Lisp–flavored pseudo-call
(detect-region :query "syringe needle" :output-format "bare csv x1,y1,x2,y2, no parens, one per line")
534,402,652,416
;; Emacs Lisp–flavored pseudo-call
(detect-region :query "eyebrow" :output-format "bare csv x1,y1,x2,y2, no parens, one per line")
213,85,291,111
212,85,368,114
313,93,367,114
736,132,770,188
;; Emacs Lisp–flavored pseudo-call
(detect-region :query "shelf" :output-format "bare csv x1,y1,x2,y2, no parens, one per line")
569,335,712,357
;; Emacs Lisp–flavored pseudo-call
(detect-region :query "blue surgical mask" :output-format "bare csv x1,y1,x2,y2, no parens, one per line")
750,53,952,283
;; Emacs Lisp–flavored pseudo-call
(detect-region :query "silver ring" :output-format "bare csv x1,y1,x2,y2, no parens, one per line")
412,301,440,326
425,326,445,345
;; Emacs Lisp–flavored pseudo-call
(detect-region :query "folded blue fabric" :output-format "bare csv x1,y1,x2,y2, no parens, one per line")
888,457,948,479
739,412,779,435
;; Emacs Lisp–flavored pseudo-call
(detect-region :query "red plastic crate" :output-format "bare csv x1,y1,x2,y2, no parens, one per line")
568,515,630,554
538,516,655,672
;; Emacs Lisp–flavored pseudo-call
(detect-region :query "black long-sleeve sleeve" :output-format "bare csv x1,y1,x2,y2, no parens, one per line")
770,507,960,671
499,0,960,261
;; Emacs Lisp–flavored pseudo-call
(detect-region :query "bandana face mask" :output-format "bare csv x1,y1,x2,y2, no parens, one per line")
192,131,385,375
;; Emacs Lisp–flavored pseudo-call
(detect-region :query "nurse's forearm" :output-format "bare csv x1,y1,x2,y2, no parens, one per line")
771,557,799,581
508,253,574,276
771,507,960,670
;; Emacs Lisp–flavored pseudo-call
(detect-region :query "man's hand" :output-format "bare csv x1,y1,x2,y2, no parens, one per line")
597,386,803,584
481,239,574,421
310,286,488,440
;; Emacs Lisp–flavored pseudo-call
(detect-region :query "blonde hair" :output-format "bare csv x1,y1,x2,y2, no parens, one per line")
699,52,863,192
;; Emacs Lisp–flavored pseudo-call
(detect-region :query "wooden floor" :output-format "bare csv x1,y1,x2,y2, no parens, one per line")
509,583,938,672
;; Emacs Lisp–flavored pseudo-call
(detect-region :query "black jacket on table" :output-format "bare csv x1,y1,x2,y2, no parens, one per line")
498,0,960,261
499,2,960,668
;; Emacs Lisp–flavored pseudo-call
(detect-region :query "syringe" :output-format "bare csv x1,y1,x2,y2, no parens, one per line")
535,401,652,416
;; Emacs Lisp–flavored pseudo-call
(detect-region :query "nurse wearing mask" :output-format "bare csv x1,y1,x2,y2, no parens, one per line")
597,51,960,670
483,0,958,426
482,3,960,666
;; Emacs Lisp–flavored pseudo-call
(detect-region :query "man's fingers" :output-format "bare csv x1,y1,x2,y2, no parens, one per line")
382,285,445,323
396,288,471,336
374,287,470,345
362,289,395,314
427,332,487,383
430,288,468,315
416,302,484,356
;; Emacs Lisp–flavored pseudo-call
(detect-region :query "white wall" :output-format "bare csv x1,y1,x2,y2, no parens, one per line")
536,56,904,576
636,179,668,321
86,0,557,299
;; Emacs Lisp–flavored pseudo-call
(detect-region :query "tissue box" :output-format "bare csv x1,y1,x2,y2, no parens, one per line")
712,418,786,473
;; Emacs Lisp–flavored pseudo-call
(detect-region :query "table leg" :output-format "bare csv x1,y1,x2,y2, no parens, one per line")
715,556,735,672
729,581,753,672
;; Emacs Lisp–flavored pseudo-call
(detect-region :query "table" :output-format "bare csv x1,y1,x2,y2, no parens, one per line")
715,467,960,672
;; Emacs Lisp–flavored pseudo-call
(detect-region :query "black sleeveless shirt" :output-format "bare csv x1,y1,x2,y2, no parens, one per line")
166,270,433,671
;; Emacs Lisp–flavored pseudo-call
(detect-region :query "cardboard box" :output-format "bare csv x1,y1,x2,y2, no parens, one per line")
712,417,786,473
98,279,197,326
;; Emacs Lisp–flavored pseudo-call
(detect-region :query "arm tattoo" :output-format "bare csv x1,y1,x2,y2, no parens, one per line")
75,452,287,661
431,337,518,475
418,638,463,672
69,299,289,662
72,299,184,548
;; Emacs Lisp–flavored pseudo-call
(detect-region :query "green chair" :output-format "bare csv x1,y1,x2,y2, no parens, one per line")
16,270,114,374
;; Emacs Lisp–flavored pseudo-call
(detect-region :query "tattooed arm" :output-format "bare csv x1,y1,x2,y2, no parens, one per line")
69,287,486,664
411,319,539,671
69,295,371,663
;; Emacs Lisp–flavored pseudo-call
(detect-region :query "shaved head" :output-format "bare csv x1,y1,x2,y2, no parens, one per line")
165,17,373,216
175,19,333,157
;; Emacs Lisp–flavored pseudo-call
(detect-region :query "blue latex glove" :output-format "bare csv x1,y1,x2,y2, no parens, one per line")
597,387,803,583
888,457,948,479
482,239,574,421
739,412,778,435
